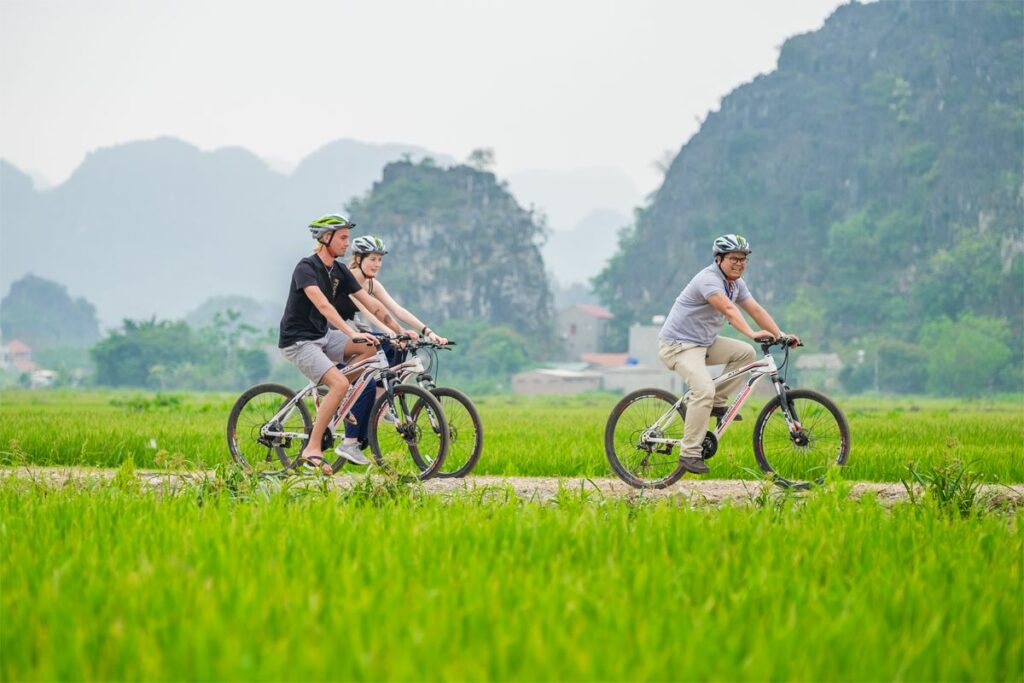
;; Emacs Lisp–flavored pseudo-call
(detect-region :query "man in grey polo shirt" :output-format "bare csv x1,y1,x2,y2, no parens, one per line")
658,234,800,474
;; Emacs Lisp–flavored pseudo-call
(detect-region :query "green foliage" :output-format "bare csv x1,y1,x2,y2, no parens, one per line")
920,314,1015,395
839,361,873,394
90,311,273,390
347,160,554,344
91,319,208,387
427,318,531,391
914,230,1017,323
594,0,1024,378
902,459,987,518
877,339,928,394
2,480,1020,681
465,147,495,171
2,390,1023,484
0,274,100,350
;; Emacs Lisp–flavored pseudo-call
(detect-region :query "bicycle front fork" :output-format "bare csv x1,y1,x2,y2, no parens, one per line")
773,379,806,441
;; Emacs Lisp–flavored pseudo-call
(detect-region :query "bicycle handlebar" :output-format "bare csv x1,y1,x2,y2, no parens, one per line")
354,333,456,349
759,335,803,352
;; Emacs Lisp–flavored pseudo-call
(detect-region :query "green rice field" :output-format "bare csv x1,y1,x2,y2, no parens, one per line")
2,390,1022,681
1,390,1022,483
2,473,1022,681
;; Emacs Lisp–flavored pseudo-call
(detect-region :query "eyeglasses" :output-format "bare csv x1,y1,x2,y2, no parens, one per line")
724,255,749,264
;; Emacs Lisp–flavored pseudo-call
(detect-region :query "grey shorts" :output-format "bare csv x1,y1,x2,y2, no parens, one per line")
280,329,350,384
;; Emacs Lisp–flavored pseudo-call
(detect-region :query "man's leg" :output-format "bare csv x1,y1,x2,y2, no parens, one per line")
658,341,714,473
282,334,351,473
705,336,757,409
305,366,349,470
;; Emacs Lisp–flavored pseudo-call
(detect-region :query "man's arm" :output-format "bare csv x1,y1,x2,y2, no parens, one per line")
351,289,403,335
302,286,378,344
706,293,774,340
738,296,783,337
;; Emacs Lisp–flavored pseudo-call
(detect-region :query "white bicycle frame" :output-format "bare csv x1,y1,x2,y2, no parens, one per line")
642,351,803,448
259,348,392,443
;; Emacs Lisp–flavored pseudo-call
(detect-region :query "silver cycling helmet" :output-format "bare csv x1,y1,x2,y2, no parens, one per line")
713,234,752,256
352,235,389,255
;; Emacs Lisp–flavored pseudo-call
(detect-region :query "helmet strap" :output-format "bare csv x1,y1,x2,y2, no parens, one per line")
716,260,735,282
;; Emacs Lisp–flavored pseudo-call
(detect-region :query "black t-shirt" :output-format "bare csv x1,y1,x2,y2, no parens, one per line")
278,255,362,347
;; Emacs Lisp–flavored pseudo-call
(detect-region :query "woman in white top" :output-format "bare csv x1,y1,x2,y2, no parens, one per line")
348,235,448,346
334,235,448,458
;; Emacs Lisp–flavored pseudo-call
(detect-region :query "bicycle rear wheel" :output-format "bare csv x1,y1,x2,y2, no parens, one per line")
425,387,483,478
753,388,850,489
368,384,449,480
227,383,312,476
604,388,688,489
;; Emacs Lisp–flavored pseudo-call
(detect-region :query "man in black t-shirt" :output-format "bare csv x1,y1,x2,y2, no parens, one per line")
278,213,407,474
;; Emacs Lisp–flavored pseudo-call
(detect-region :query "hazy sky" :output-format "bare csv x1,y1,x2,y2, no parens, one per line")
1,0,848,194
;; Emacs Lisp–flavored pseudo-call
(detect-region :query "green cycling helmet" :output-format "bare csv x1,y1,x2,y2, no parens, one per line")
352,235,389,255
308,213,355,239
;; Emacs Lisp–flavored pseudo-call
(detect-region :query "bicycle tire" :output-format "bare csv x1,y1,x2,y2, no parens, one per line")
227,383,312,476
753,388,850,489
604,388,689,489
423,386,483,478
368,384,450,480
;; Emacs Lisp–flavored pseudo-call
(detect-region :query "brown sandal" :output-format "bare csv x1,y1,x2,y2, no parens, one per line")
296,454,333,476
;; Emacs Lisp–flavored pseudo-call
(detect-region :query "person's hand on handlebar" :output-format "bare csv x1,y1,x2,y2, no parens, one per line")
752,330,775,343
427,331,448,345
782,333,802,348
398,328,420,349
351,332,381,346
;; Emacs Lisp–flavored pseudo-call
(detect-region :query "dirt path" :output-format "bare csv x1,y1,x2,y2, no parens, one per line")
5,466,1023,506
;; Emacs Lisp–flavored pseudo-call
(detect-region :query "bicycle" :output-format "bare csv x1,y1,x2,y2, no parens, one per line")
394,338,484,478
227,336,449,479
604,336,850,489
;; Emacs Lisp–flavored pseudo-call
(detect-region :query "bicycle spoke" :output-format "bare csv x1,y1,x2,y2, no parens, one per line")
227,385,311,476
606,391,686,487
434,391,481,477
757,396,845,483
371,387,448,479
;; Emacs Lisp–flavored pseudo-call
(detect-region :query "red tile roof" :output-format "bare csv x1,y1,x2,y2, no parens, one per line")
574,304,613,320
580,353,630,367
7,340,32,354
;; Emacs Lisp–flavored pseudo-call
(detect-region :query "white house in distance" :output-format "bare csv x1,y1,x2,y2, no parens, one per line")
510,368,603,395
0,339,38,374
558,304,613,361
518,308,845,395
515,315,686,395
0,339,57,388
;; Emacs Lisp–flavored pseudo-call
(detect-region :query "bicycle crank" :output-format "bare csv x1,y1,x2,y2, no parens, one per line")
701,431,719,460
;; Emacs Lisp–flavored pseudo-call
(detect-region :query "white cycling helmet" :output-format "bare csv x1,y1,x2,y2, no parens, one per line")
713,234,752,256
352,235,389,255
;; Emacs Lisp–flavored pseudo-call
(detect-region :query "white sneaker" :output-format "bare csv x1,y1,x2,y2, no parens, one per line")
334,442,370,466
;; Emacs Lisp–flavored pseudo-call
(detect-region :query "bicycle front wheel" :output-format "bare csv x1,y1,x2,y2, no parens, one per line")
604,388,688,489
368,384,450,480
227,383,312,476
753,388,850,488
426,387,483,478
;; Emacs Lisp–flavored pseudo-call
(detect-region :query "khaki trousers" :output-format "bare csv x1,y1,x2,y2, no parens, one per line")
658,336,756,458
